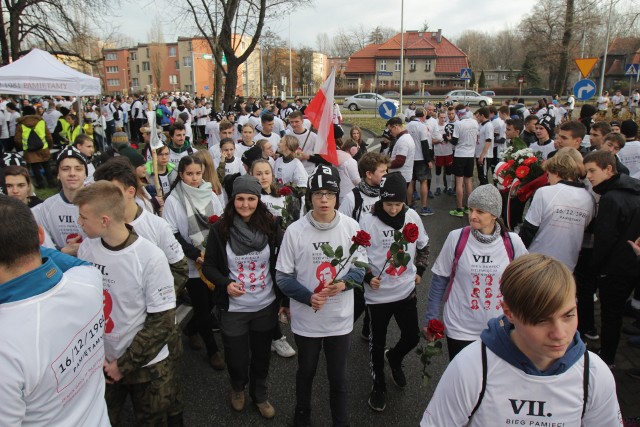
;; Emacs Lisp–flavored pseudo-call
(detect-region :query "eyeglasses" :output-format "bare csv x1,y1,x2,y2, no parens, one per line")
312,191,336,200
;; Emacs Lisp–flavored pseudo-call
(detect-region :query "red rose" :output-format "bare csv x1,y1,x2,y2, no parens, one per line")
208,215,220,224
278,186,293,196
352,230,372,247
66,233,83,244
523,157,537,166
402,223,419,243
502,175,514,187
427,319,445,340
515,165,530,179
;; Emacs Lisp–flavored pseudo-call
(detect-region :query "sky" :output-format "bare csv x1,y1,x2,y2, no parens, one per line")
116,0,539,49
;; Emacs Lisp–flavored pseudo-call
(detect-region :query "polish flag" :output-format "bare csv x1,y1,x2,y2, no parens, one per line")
305,67,338,165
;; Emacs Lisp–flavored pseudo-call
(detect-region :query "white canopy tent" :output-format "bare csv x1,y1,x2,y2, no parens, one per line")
0,48,101,96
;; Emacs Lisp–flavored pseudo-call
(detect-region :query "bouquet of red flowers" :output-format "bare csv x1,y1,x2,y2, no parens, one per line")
416,319,445,385
495,147,544,196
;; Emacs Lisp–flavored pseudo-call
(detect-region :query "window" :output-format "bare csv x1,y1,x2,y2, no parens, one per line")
185,84,193,92
105,53,117,61
188,41,192,51
146,48,149,58
148,75,153,84
169,47,177,57
425,60,432,71
440,80,447,87
424,80,432,87
107,79,120,86
175,61,179,69
502,74,509,81
183,56,192,67
347,81,355,89
132,78,139,87
169,75,178,84
395,60,401,71
136,65,140,73
379,80,386,88
487,74,496,81
454,82,463,88
379,60,386,71
393,80,400,87
130,52,137,61
410,59,416,71
408,80,415,87
142,62,150,71
106,66,118,73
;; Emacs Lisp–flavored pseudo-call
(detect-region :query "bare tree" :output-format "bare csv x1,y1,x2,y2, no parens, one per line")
148,16,168,92
315,33,331,55
367,26,396,45
261,29,288,96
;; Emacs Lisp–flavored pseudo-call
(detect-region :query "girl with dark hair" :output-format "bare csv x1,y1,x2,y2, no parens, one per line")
350,125,368,161
3,165,42,207
202,175,283,419
163,155,225,370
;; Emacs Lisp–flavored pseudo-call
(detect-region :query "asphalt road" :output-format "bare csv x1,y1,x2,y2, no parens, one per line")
118,191,467,427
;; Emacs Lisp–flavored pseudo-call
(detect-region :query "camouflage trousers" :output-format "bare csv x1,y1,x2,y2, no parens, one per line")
105,357,175,427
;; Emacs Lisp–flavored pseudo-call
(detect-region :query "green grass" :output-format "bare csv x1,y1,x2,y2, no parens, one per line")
35,187,59,200
343,117,388,137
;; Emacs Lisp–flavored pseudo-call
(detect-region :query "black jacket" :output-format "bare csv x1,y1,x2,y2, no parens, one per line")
591,174,640,276
202,218,286,310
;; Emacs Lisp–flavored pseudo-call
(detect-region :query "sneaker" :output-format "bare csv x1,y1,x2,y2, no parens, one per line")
583,328,600,340
623,320,640,335
368,385,386,412
419,207,435,216
446,188,456,196
428,190,435,199
271,336,296,357
187,333,205,350
230,390,245,411
209,352,226,370
255,401,276,419
434,187,442,196
463,207,470,214
385,349,407,388
449,208,464,218
412,191,420,201
627,368,640,380
624,300,640,319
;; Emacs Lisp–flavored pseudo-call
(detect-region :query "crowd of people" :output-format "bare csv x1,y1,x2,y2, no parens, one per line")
0,89,638,426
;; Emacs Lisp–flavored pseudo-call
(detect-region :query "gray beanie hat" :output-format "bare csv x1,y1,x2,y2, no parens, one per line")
468,185,502,218
231,175,262,198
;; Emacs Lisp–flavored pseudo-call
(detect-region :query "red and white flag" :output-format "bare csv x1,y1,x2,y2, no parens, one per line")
305,67,338,165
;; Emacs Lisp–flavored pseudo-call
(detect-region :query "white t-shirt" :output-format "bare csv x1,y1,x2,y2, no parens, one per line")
359,209,429,305
235,142,255,159
223,156,245,177
406,119,429,161
253,132,280,148
274,157,308,188
227,244,276,313
452,118,478,158
130,209,185,264
525,183,595,271
420,341,622,427
0,265,110,427
205,121,220,150
77,236,176,366
434,123,453,156
618,140,640,179
162,191,224,277
432,229,527,341
476,120,494,158
168,146,193,166
42,109,62,133
389,132,416,182
32,193,85,250
529,140,556,160
338,189,379,221
597,96,609,111
336,151,360,201
261,193,285,217
611,94,625,108
285,128,318,174
276,212,368,337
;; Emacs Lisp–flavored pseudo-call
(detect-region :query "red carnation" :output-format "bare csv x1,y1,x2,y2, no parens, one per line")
278,186,293,196
427,319,445,340
208,215,220,224
523,157,537,166
502,175,514,187
352,230,372,247
507,159,515,167
515,165,530,179
402,223,419,243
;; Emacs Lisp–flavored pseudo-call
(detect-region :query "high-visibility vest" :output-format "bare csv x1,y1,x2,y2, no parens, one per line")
58,119,71,144
21,120,48,151
71,123,93,142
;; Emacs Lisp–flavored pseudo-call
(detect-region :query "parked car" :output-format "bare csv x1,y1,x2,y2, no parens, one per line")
522,87,555,96
343,93,400,111
411,91,432,97
444,90,493,106
480,90,496,97
381,91,401,98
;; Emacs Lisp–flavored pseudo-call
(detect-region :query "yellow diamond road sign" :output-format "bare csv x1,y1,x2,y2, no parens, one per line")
575,58,598,78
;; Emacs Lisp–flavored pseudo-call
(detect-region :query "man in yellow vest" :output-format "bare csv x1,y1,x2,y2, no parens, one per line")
14,105,56,188
53,107,73,147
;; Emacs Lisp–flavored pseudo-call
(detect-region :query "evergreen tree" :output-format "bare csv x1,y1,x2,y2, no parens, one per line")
521,52,541,87
470,71,476,86
478,70,486,89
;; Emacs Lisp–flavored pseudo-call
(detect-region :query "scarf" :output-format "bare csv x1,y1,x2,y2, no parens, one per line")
306,210,341,230
174,180,214,249
357,180,379,198
472,222,502,244
372,200,407,230
229,215,269,256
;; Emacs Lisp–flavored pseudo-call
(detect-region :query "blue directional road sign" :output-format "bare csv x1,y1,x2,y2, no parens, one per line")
378,101,397,119
460,68,472,80
625,64,639,77
378,71,393,77
573,79,596,101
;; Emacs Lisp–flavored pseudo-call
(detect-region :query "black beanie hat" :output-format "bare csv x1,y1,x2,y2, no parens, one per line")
537,114,555,139
308,165,340,194
241,144,263,167
56,147,88,174
379,172,407,202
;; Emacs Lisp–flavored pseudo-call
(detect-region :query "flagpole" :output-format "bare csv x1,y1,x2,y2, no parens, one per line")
399,0,404,110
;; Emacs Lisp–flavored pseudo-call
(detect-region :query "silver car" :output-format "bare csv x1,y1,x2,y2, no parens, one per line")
444,90,493,106
343,93,400,111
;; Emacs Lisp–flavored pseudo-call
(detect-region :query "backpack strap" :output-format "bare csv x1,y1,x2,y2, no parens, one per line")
351,188,364,221
469,342,488,420
444,226,471,301
501,232,515,261
581,349,590,419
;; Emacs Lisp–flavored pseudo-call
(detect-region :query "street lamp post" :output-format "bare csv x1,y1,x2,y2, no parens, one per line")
598,0,614,98
399,0,404,110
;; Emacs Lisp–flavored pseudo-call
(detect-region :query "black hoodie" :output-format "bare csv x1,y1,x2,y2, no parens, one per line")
591,173,640,276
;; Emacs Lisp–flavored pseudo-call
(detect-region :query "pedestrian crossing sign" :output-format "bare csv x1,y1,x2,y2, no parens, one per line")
625,64,639,77
460,68,472,80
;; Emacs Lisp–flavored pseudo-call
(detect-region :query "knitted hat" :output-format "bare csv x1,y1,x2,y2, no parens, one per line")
111,130,129,147
468,184,502,218
379,172,407,202
56,147,88,174
231,175,262,198
241,145,263,167
621,120,639,140
308,165,340,194
3,152,26,167
118,147,145,168
537,114,555,138
59,107,70,117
